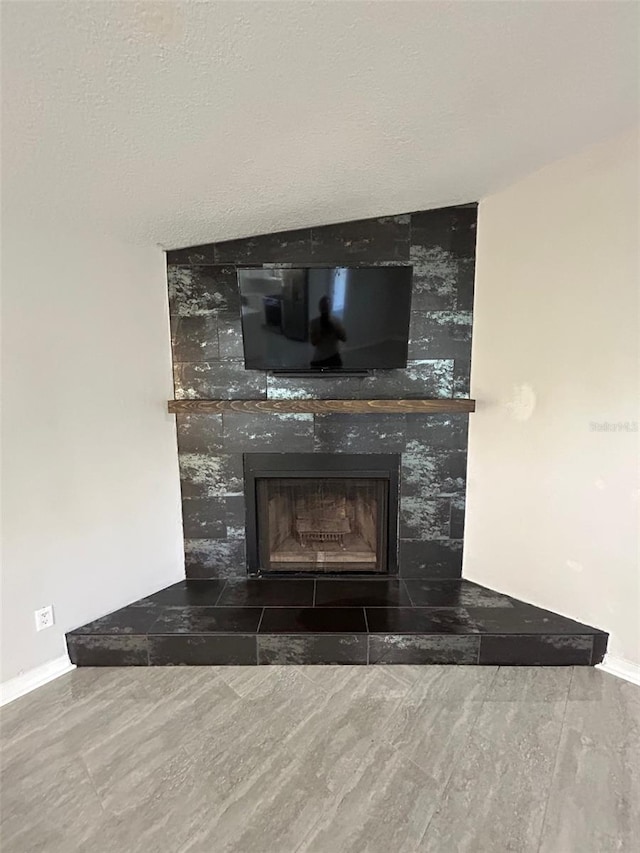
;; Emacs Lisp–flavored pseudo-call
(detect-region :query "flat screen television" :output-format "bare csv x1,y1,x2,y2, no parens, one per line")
238,266,412,372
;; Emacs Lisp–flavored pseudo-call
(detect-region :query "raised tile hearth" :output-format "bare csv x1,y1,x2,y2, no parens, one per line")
66,578,608,667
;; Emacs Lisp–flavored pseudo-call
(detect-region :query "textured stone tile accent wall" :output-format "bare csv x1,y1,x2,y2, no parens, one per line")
166,205,477,579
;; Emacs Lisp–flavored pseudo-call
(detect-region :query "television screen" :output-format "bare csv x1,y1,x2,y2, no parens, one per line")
238,266,412,371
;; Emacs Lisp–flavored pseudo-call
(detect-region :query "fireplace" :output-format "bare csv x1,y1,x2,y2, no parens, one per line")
244,454,400,575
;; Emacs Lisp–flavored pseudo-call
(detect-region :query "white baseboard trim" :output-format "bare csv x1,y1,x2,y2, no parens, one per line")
596,654,640,687
0,655,76,707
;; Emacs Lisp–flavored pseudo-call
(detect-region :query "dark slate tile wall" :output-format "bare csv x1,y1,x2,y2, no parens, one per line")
167,206,477,579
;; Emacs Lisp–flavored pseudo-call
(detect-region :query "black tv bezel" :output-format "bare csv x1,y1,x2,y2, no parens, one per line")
237,264,412,374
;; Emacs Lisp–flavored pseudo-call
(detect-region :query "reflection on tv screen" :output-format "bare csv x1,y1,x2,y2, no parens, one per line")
238,267,412,371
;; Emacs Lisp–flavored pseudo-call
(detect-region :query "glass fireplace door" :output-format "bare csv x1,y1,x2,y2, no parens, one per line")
256,477,388,573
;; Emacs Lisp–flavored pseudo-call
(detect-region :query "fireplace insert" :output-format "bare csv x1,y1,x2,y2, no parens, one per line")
244,454,400,575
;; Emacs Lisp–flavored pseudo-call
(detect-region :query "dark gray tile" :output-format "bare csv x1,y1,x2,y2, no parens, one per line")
400,497,451,539
171,315,219,362
267,374,371,401
410,207,476,312
408,311,472,361
179,453,243,498
184,539,246,578
68,605,158,635
148,607,263,634
224,494,246,534
467,604,605,635
166,244,218,265
478,635,594,666
369,634,479,664
398,539,463,579
411,207,477,261
404,413,469,450
174,360,266,400
310,215,410,263
449,498,465,539
591,632,609,664
404,580,515,608
139,580,226,607
217,579,314,607
453,266,476,315
408,252,459,311
168,266,239,316
401,449,467,499
258,634,367,665
315,580,412,607
181,496,226,538
452,358,471,398
215,228,312,264
222,412,314,452
217,316,244,359
259,607,367,633
176,414,224,454
66,635,148,666
365,360,454,399
313,414,405,453
366,607,479,634
148,634,257,665
224,526,245,542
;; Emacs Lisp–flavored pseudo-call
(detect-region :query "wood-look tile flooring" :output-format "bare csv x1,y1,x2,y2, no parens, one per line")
1,666,638,852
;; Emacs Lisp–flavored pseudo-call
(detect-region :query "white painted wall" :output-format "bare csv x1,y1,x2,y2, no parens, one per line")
1,219,184,683
465,129,640,664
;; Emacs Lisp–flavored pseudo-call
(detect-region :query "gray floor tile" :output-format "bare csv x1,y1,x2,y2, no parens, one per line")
538,668,640,852
382,666,497,784
418,671,569,852
0,750,103,853
1,664,637,853
298,744,439,853
486,665,572,702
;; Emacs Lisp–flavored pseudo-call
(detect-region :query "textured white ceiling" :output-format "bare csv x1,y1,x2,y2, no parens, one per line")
3,1,638,249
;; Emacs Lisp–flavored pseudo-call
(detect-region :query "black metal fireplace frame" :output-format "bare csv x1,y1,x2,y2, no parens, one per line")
243,453,400,577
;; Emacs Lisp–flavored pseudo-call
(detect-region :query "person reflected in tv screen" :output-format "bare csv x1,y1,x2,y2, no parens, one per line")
309,295,347,369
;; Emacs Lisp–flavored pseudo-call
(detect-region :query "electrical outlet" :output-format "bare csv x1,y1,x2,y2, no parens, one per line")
34,605,54,632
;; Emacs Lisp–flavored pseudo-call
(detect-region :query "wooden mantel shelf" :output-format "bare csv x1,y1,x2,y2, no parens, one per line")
168,399,475,415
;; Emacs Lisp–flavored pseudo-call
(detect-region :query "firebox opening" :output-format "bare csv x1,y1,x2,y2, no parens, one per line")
256,477,388,573
244,453,400,576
